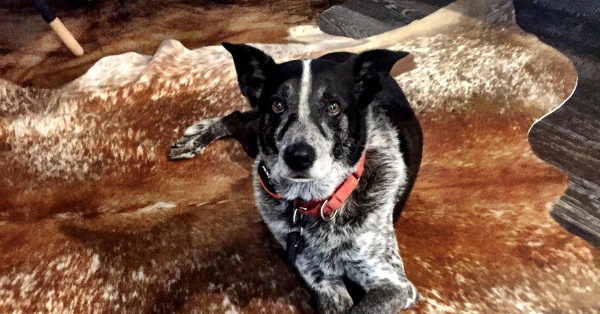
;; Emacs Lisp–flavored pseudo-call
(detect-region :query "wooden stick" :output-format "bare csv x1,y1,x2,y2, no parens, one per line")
33,0,84,56
48,18,84,56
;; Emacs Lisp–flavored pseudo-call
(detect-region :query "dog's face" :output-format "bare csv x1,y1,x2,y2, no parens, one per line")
223,43,407,201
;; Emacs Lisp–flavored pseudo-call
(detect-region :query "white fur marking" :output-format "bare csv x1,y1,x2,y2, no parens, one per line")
184,118,218,136
298,60,312,121
137,202,177,213
405,285,417,309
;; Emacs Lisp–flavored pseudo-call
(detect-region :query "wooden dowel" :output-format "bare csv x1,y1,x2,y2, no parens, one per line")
33,0,84,57
48,18,84,56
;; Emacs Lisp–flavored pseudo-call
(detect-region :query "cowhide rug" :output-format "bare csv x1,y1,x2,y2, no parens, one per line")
1,0,598,313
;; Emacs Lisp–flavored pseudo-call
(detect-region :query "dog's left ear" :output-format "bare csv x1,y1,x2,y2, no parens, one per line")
353,49,410,107
223,42,276,108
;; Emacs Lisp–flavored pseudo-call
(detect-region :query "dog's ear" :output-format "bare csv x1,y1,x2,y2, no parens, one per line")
223,42,276,108
353,49,410,107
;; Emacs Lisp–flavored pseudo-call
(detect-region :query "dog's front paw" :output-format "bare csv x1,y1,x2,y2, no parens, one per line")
345,282,419,314
400,283,420,310
167,118,222,160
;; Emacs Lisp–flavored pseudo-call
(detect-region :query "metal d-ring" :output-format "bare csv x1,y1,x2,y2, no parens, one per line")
320,200,336,221
290,208,303,235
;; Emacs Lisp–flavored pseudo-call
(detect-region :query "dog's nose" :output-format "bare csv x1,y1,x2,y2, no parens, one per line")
284,142,316,171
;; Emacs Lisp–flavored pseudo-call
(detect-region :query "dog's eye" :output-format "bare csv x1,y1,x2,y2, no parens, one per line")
327,102,340,114
272,100,285,113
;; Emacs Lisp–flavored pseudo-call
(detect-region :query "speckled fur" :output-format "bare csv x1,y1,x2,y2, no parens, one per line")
253,108,419,314
170,45,421,313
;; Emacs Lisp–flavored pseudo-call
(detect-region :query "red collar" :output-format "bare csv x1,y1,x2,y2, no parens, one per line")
258,154,366,220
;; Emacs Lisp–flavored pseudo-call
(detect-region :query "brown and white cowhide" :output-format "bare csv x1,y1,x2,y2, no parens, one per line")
0,0,597,313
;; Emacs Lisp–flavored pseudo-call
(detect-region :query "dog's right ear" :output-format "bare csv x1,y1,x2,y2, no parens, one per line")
222,42,276,108
353,49,410,107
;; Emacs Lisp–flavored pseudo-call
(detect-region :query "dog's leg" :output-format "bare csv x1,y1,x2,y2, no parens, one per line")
310,278,354,314
347,283,418,314
343,248,419,314
168,110,259,160
295,263,353,314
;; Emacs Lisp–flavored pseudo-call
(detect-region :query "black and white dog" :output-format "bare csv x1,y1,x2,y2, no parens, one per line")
169,43,423,314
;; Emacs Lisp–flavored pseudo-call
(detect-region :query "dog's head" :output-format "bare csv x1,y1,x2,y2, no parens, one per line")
223,43,408,201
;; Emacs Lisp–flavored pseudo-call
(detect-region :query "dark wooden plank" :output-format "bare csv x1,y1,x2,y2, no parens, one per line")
551,179,600,247
317,5,396,39
318,0,454,39
521,0,600,247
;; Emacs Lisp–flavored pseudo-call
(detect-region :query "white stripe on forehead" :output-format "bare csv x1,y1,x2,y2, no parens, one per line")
298,59,312,121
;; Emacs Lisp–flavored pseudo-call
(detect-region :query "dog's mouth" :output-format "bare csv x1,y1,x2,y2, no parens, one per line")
287,176,314,182
280,170,316,182
270,160,342,201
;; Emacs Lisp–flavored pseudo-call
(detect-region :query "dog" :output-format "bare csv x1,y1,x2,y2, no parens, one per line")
168,43,423,314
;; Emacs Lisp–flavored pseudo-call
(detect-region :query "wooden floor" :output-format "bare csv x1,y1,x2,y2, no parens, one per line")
516,0,600,248
318,0,454,39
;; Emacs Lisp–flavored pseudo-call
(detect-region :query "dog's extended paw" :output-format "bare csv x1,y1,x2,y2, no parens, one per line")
167,118,222,160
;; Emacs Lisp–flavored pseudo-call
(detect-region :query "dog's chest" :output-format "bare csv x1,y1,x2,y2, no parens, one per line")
303,214,396,258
